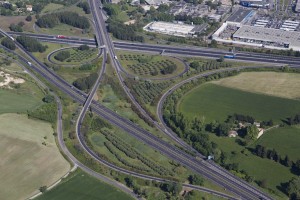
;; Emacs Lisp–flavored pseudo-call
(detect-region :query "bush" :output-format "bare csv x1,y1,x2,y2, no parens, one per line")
77,2,91,14
9,23,23,32
72,73,98,90
78,44,89,51
28,103,57,123
54,50,70,62
25,15,32,21
1,37,16,50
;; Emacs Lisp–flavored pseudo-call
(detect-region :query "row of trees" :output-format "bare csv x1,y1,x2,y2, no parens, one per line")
36,11,90,29
101,129,173,176
1,37,16,50
9,23,23,32
107,20,144,42
16,36,47,52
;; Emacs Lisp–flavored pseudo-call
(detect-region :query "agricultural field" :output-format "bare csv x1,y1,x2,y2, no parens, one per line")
50,47,98,65
117,51,186,78
36,170,133,200
178,83,300,123
255,126,300,161
0,113,70,200
213,72,300,100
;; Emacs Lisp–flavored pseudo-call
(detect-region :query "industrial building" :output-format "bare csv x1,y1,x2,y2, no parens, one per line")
144,22,207,37
280,20,300,31
239,0,270,8
233,25,300,50
226,8,256,26
296,0,300,12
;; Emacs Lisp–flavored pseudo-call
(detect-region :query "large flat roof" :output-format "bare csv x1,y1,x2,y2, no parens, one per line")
227,8,254,23
233,25,300,47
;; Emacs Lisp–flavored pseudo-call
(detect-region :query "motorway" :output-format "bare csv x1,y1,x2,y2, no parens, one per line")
0,6,286,199
7,31,300,67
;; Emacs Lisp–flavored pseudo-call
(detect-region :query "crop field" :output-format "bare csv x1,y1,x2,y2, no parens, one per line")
209,134,295,198
178,83,300,123
36,170,133,200
213,72,300,100
117,52,185,78
0,114,69,200
255,126,300,161
51,47,98,64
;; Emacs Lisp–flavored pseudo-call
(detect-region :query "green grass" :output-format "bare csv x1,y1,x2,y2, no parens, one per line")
41,3,64,14
178,83,300,123
0,89,43,114
255,126,300,161
33,42,68,62
36,169,133,200
39,23,93,38
209,134,295,198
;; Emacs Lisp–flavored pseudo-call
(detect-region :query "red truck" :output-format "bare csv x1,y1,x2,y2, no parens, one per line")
57,35,67,39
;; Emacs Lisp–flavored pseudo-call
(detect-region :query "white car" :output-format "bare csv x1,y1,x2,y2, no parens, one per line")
27,62,32,66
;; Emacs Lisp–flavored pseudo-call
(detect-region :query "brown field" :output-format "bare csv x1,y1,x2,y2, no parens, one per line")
0,114,70,200
213,72,300,100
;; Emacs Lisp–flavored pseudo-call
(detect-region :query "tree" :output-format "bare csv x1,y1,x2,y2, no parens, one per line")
210,39,218,48
78,44,89,51
39,186,47,193
245,125,259,141
9,23,23,32
293,160,300,175
16,36,47,52
54,51,70,62
284,155,292,167
286,177,300,199
42,94,54,103
125,177,135,188
1,37,16,50
218,56,224,62
25,15,32,21
188,174,204,186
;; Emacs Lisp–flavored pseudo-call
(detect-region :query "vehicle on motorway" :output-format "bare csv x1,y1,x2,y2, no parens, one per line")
27,61,32,66
57,35,68,39
224,54,236,59
9,35,14,41
114,55,118,60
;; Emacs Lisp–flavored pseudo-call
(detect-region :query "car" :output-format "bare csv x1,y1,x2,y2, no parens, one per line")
114,55,118,60
27,62,32,66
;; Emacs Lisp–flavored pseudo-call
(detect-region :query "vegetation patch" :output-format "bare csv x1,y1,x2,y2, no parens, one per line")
255,126,300,161
178,83,300,123
213,72,300,100
51,46,98,64
36,170,133,200
117,52,185,78
0,113,69,200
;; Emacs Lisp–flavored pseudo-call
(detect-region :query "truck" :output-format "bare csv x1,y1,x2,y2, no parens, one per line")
224,54,235,59
57,35,67,39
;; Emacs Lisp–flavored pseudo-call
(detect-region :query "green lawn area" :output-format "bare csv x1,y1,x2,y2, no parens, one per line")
36,170,133,200
33,42,68,62
178,83,300,123
209,134,295,198
255,126,300,161
41,3,64,14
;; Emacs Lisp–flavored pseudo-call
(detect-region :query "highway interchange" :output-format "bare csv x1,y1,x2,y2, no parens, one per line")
2,1,300,199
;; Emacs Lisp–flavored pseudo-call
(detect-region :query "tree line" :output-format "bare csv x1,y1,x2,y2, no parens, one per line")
72,72,98,91
16,36,47,52
36,11,90,29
